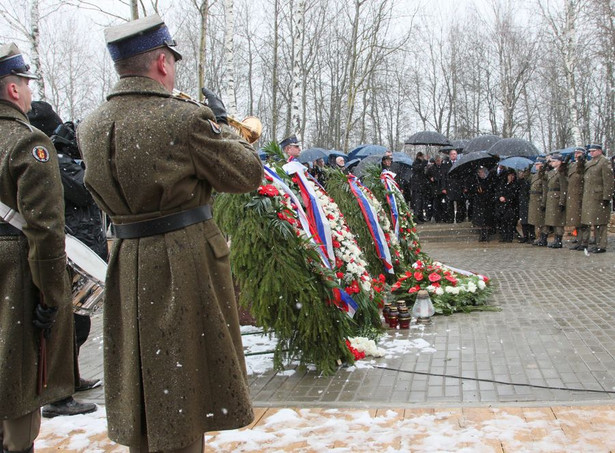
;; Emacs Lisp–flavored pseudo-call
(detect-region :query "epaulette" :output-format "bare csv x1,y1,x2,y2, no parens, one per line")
171,90,204,107
14,118,33,132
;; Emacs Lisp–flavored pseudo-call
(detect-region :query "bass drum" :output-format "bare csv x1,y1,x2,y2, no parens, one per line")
65,234,107,316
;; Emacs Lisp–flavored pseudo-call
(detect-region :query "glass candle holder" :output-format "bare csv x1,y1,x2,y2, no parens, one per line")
412,289,435,323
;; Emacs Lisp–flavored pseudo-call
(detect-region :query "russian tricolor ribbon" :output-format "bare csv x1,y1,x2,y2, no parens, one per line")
347,174,394,274
264,165,330,268
284,161,334,266
380,170,400,239
332,288,358,317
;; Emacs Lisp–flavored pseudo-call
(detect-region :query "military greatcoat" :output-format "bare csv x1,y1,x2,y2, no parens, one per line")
543,168,567,227
527,170,546,227
565,160,584,227
581,153,615,225
0,101,74,419
77,77,263,451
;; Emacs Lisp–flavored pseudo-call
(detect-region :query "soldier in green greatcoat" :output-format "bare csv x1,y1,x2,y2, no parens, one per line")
566,147,586,250
0,43,74,452
577,144,614,253
78,15,263,453
528,157,548,246
543,154,568,248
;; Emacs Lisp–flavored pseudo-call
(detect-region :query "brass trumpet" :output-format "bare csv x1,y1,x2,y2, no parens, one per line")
172,89,262,144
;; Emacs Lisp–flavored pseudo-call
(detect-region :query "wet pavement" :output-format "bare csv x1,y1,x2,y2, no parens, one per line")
78,234,615,410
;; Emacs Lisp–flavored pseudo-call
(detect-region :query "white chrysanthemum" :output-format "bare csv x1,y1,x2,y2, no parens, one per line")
435,287,444,295
349,336,385,357
477,280,486,290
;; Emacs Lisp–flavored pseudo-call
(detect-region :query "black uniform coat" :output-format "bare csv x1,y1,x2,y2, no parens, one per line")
469,173,494,227
77,77,263,451
0,101,74,418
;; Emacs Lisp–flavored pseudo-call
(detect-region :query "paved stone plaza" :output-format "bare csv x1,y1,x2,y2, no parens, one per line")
79,236,615,410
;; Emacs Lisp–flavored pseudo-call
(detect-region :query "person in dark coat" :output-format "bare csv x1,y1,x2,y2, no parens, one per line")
445,150,467,222
495,168,520,242
0,43,75,452
517,168,533,243
470,166,494,241
410,152,428,222
426,154,448,222
77,15,263,453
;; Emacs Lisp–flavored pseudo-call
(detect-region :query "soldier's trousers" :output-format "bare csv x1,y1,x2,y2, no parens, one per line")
0,409,40,451
546,225,564,236
580,224,608,249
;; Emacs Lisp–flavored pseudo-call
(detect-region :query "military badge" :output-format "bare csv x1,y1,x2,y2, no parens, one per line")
208,119,221,135
32,146,50,162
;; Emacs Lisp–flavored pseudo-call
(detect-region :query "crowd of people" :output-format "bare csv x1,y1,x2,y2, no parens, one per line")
407,146,614,252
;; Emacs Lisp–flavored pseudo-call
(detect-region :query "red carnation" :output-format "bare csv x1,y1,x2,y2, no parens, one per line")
414,271,424,281
336,272,345,279
428,272,441,282
391,282,401,291
333,240,341,248
408,285,421,293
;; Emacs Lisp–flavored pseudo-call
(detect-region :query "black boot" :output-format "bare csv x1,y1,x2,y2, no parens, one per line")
42,396,97,418
533,233,548,246
547,235,563,248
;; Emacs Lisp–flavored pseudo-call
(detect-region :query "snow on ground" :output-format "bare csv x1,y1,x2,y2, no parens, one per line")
36,405,615,452
241,323,438,375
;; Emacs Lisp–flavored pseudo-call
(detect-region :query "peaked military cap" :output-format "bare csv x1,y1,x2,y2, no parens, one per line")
574,147,586,153
279,135,299,149
535,156,546,163
0,43,37,79
550,153,563,161
586,144,602,151
105,14,182,62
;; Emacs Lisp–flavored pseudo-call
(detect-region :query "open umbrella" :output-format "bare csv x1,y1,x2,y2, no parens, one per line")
405,131,451,146
392,152,413,165
463,135,502,154
324,150,348,166
352,154,384,177
440,139,469,153
487,138,540,158
347,144,387,160
297,148,327,164
345,158,361,172
448,150,499,176
499,156,533,171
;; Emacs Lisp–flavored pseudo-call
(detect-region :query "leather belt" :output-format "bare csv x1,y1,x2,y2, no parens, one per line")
112,205,212,239
0,222,22,236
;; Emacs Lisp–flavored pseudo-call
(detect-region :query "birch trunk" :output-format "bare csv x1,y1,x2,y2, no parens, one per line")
564,0,583,146
224,0,237,116
290,0,306,144
130,0,138,20
198,0,208,101
29,0,44,100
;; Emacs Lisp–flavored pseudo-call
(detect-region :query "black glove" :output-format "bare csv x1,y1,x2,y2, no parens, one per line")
201,88,228,125
603,199,611,208
559,205,566,212
33,304,58,339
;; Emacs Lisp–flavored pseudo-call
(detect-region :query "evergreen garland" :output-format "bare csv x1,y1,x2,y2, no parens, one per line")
324,169,387,278
215,183,353,375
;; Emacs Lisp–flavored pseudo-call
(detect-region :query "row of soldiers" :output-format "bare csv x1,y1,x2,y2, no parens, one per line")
527,145,614,253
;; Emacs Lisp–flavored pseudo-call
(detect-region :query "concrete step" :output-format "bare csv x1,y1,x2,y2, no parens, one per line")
415,221,477,242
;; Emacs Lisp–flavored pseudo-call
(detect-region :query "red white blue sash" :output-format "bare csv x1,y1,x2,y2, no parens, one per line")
380,170,400,239
347,174,394,274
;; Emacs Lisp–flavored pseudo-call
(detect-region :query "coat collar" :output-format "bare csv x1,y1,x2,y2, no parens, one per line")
0,99,29,122
107,76,172,100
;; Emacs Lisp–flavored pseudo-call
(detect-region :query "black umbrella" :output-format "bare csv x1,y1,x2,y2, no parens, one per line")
463,135,502,154
487,138,540,158
297,148,327,164
448,150,499,176
440,139,469,153
405,131,451,146
499,156,534,170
